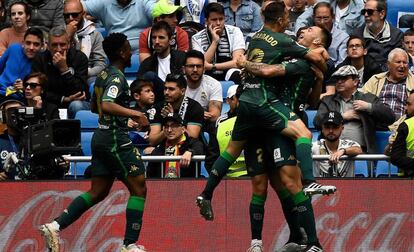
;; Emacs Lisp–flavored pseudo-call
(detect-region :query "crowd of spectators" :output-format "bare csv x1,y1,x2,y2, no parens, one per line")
0,0,414,180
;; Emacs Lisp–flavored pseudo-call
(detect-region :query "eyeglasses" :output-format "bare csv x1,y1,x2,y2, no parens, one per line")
360,9,380,16
24,82,41,89
63,12,82,19
348,44,363,49
185,64,203,69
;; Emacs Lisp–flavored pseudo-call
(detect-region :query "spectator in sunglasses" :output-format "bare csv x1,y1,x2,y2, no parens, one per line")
63,0,106,84
352,0,403,72
23,72,59,120
0,1,30,56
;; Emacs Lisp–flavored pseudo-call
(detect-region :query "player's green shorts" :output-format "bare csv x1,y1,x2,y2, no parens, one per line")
232,100,299,141
244,131,297,176
90,129,145,180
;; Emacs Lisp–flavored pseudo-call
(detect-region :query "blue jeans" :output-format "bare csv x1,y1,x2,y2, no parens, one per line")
68,100,90,119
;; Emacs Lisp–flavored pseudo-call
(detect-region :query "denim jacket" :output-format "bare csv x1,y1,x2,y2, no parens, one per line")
222,0,263,40
294,0,364,35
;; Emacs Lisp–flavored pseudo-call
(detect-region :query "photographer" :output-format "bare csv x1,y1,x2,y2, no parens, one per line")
0,97,24,180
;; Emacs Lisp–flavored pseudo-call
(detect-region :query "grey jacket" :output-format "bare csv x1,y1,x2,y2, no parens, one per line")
314,91,395,153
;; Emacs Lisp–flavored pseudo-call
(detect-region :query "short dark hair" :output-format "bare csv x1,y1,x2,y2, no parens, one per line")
404,28,414,37
9,1,31,20
205,2,224,19
375,0,387,18
185,50,204,64
103,33,128,63
262,1,285,24
313,2,334,17
165,73,187,89
316,25,332,49
130,77,154,95
152,20,173,39
24,27,44,43
346,35,366,48
23,72,48,92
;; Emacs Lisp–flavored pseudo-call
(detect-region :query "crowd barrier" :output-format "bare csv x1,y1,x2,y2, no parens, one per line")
0,179,413,252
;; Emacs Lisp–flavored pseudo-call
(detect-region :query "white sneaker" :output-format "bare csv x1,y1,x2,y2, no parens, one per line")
39,223,60,252
120,244,147,252
303,182,336,196
247,239,264,252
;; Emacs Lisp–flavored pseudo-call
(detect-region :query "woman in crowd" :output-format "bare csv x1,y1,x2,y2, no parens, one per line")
0,1,30,56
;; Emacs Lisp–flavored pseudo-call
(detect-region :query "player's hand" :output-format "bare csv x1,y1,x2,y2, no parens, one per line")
311,64,324,80
353,100,370,111
33,95,43,108
342,109,360,120
180,151,192,167
0,172,8,181
14,79,23,91
236,54,247,69
208,24,220,43
132,111,149,128
161,103,173,117
53,50,68,72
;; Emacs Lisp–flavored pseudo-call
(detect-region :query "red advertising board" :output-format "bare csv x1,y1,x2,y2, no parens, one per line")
0,179,413,251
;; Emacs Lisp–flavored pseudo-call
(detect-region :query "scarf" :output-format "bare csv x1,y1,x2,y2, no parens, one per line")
164,134,187,178
76,19,96,58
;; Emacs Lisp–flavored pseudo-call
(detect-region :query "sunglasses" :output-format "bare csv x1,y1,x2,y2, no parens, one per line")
360,9,380,16
24,82,41,89
63,12,82,19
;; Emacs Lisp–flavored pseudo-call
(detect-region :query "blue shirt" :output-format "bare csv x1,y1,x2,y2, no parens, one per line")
83,0,155,54
0,44,32,97
222,0,263,40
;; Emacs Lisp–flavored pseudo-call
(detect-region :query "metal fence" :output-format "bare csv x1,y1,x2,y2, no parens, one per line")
65,154,402,179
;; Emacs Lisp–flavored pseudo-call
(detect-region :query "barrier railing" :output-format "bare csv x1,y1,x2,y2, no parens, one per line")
65,154,402,179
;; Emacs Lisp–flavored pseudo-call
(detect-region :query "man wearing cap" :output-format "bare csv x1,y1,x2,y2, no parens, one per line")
147,112,204,178
312,111,362,177
314,65,395,153
0,97,24,181
81,0,155,54
139,0,189,63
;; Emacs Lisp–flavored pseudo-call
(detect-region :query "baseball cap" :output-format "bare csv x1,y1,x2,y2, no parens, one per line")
152,0,182,19
162,112,183,126
330,65,359,80
0,96,25,108
227,85,238,99
322,111,343,126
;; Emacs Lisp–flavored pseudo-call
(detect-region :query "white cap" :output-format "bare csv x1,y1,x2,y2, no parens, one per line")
227,85,238,99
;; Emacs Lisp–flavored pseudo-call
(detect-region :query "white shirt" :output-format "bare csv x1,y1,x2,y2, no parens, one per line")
185,74,223,110
312,138,360,177
157,54,171,82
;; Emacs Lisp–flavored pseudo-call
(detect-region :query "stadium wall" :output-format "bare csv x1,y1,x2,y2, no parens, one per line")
0,179,413,252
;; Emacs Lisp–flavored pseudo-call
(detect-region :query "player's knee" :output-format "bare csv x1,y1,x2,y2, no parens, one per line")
130,183,147,197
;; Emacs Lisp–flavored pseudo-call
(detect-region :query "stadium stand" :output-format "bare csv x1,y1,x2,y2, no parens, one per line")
220,81,234,100
74,110,99,130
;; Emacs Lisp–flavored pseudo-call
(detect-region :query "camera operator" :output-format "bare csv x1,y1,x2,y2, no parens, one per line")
0,97,24,180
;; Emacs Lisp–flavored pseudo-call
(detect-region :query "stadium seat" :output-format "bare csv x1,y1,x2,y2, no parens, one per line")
311,131,319,143
306,110,317,130
386,0,414,27
89,81,95,96
220,81,234,100
96,27,108,38
74,110,99,130
69,131,93,177
375,161,398,177
354,161,369,177
128,131,149,148
125,54,140,78
221,102,230,115
375,131,392,154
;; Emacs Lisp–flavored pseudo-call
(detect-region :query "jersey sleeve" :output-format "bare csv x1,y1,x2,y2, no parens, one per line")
283,59,311,76
149,103,163,125
231,27,246,51
209,78,223,101
101,76,124,102
186,101,204,126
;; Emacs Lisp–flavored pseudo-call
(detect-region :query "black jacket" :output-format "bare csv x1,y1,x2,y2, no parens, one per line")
137,50,186,76
32,47,89,107
314,91,395,153
147,133,205,178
